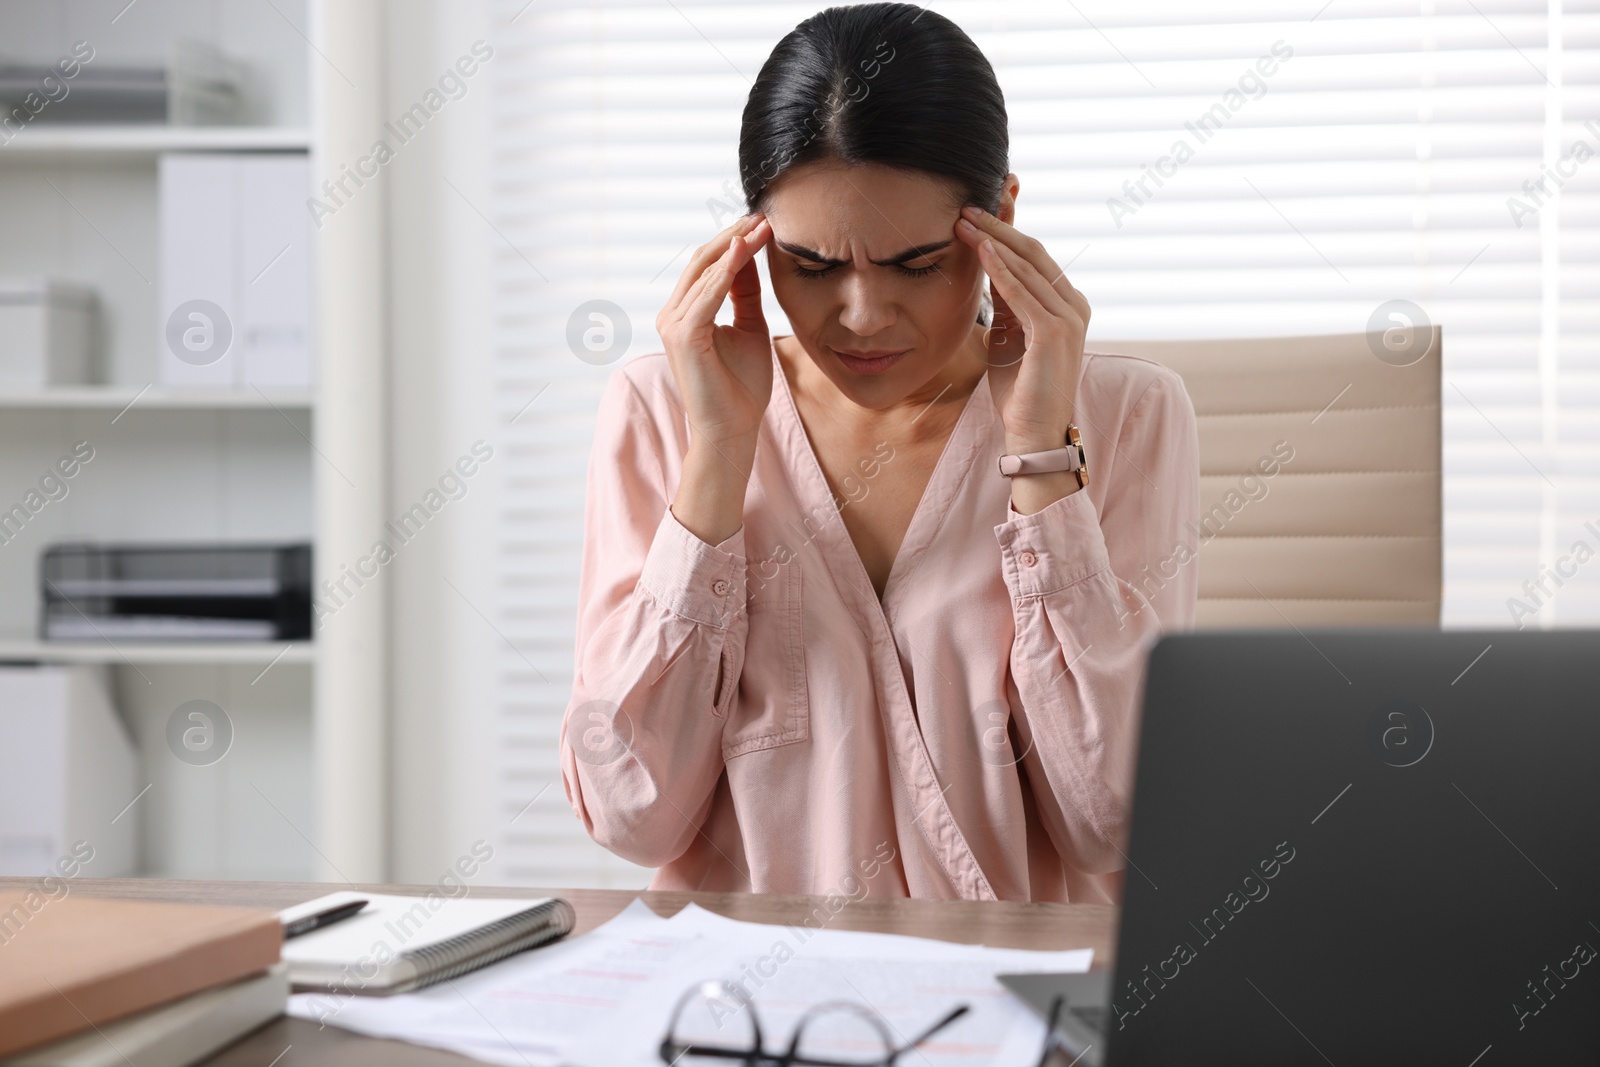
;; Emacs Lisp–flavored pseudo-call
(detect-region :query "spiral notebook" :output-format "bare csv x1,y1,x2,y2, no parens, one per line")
279,891,576,995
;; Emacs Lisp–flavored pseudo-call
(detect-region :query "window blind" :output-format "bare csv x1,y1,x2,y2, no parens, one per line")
486,0,1600,887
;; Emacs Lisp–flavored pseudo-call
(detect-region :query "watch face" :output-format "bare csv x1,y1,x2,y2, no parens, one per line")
1067,425,1088,486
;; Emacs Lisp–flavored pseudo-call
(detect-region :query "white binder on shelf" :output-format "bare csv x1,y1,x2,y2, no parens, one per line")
158,153,311,390
238,158,312,387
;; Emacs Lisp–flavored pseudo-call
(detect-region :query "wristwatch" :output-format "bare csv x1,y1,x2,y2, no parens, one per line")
997,423,1089,487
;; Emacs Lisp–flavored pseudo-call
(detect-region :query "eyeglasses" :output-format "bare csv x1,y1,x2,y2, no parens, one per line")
657,978,965,1067
1036,994,1085,1067
658,980,1077,1067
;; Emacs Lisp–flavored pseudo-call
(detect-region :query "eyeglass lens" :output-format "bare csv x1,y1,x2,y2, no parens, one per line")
788,1001,896,1065
664,982,761,1064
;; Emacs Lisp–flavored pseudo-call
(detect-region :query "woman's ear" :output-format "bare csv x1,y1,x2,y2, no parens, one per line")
997,173,1021,225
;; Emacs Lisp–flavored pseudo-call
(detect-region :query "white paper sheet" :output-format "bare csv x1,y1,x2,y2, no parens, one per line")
287,897,1094,1067
287,899,705,1066
564,903,1093,1067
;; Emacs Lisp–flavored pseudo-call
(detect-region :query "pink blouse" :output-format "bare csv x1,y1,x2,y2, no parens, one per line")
560,340,1200,903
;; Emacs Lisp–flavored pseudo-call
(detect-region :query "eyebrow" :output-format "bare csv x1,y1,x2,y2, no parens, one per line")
774,238,954,267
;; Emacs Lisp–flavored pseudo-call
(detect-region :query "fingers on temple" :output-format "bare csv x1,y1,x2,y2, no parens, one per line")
980,240,1053,333
973,212,1061,275
728,242,768,331
987,238,1075,323
682,234,752,329
966,211,1076,306
665,238,722,311
667,216,760,309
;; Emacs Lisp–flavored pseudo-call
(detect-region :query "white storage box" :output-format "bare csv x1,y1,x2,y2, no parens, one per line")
0,279,96,387
0,665,138,877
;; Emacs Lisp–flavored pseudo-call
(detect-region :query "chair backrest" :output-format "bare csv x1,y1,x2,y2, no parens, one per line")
1094,328,1441,628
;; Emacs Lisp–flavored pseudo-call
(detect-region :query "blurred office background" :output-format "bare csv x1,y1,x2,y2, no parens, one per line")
0,0,1594,889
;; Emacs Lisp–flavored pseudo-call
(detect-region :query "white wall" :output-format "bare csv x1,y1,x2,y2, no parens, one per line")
117,663,314,879
381,0,504,884
311,0,390,882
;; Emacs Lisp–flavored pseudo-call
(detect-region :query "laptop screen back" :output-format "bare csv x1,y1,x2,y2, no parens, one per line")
1108,628,1600,1065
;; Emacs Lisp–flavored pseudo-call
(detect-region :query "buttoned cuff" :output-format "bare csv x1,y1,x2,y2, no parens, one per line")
994,489,1111,598
640,508,747,628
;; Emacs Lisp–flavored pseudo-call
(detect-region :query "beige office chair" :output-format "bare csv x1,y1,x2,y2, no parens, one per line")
1095,328,1441,628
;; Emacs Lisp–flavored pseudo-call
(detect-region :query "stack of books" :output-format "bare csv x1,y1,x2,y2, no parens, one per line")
41,543,312,643
0,894,284,1066
0,891,579,1066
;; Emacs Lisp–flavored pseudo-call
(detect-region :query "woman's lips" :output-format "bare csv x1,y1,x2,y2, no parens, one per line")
830,347,908,376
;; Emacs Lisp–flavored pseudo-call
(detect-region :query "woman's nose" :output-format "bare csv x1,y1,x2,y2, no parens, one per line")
836,273,897,336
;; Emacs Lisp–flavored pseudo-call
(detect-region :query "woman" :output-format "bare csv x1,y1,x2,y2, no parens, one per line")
560,3,1199,904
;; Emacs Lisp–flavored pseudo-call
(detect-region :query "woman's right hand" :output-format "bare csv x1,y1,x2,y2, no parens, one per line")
658,213,775,547
656,213,775,454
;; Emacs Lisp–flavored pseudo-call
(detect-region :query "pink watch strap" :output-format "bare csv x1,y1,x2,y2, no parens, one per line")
997,447,1078,477
997,424,1088,484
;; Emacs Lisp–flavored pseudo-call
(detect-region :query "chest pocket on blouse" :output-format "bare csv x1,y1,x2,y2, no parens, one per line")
727,560,810,758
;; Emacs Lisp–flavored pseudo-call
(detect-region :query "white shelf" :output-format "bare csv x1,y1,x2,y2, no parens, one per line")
0,386,313,411
0,633,315,666
0,0,323,882
0,126,312,161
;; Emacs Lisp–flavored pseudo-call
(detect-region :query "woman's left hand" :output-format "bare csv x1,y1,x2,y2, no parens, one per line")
954,205,1091,467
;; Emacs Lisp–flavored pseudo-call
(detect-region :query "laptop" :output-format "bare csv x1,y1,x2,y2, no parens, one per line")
1002,628,1600,1065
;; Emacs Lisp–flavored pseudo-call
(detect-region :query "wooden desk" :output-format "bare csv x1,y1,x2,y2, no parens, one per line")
0,878,1115,1066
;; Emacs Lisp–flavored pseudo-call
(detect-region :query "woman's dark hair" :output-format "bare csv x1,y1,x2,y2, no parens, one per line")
739,3,1009,217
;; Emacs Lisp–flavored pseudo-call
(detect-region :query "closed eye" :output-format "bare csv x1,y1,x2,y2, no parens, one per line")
792,261,942,280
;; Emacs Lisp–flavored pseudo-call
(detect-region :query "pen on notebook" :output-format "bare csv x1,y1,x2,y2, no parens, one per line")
282,898,368,939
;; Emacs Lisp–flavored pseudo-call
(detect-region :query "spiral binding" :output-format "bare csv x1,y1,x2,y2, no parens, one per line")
394,898,576,993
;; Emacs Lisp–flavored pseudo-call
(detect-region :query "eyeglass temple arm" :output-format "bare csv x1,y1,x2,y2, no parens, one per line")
1032,995,1067,1067
893,1004,970,1053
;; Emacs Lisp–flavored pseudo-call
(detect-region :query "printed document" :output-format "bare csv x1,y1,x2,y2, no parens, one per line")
286,897,1093,1066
